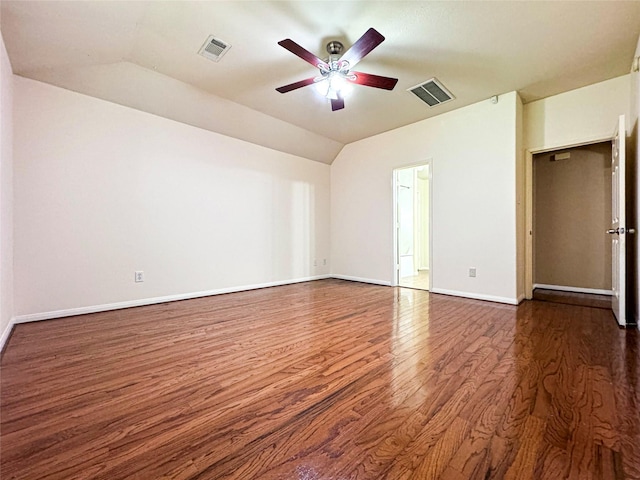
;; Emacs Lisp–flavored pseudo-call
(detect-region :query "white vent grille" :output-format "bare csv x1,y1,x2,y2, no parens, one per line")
408,78,454,107
198,35,231,62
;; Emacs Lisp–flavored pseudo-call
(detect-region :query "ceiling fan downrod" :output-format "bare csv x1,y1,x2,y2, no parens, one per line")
326,40,344,56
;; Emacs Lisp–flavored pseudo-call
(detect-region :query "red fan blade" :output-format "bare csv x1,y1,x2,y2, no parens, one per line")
276,77,317,93
349,71,398,90
278,39,328,69
331,97,345,111
340,28,385,68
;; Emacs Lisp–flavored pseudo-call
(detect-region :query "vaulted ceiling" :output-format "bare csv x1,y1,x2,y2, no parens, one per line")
3,1,640,164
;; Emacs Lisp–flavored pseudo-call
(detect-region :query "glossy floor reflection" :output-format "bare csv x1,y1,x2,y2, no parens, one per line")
399,270,430,290
1,279,638,479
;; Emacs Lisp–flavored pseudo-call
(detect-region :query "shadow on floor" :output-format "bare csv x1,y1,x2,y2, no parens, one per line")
532,289,612,310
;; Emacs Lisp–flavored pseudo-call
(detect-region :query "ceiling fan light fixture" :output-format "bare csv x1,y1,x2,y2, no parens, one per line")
314,79,331,97
314,72,352,100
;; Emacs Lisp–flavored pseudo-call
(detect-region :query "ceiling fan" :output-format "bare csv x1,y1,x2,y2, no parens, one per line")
275,28,399,111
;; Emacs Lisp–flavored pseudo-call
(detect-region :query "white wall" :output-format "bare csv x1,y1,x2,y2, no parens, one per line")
331,92,521,304
30,62,344,165
0,31,14,346
13,77,330,319
524,75,630,151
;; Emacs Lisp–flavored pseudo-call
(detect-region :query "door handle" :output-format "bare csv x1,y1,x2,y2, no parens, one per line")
607,229,619,234
607,228,636,235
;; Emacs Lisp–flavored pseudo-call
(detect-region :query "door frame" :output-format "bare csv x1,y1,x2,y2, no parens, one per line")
524,135,614,299
392,159,433,289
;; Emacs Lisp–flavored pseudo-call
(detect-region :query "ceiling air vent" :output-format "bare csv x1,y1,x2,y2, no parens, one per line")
198,35,231,62
408,78,454,107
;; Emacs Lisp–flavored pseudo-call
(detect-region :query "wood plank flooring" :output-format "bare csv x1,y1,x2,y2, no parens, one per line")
532,288,613,310
1,279,638,479
399,271,430,291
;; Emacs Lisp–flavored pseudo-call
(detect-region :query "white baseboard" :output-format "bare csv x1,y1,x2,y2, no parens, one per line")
13,275,332,324
430,288,520,305
0,316,16,352
5,277,567,339
533,284,612,296
331,275,391,287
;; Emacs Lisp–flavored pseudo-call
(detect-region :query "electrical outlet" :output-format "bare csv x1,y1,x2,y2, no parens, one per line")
313,259,317,267
469,267,476,278
135,271,144,283
323,259,327,265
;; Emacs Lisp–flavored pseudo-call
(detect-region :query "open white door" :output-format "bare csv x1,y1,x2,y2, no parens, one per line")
395,169,415,284
610,115,626,326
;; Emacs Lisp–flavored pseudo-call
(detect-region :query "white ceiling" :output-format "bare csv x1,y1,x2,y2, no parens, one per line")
3,1,640,164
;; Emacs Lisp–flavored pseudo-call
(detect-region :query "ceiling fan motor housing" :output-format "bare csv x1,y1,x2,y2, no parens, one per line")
326,41,344,55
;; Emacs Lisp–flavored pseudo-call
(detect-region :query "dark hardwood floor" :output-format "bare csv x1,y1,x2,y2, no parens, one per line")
532,288,613,310
1,279,638,479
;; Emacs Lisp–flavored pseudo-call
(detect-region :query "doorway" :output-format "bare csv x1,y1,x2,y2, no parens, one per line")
531,142,612,299
394,163,432,291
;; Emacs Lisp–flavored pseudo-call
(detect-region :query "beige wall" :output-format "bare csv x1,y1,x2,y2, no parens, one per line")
533,143,612,290
515,93,525,300
0,30,14,348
